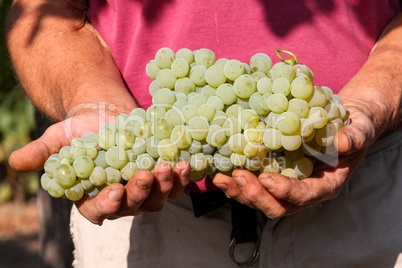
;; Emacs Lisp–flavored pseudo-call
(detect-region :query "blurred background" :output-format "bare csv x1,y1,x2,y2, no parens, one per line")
1,0,74,267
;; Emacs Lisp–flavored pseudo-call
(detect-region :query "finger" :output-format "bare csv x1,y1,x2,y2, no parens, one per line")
75,183,125,225
168,160,191,199
110,169,154,217
213,172,243,199
334,108,375,155
9,123,69,172
136,163,174,213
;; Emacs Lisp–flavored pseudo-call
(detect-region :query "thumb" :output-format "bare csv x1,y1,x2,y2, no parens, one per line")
9,122,69,172
334,108,376,155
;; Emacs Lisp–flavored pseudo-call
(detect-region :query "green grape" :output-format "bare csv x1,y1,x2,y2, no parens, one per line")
47,179,65,198
293,64,314,81
207,95,225,111
293,157,313,179
146,105,166,123
189,65,207,86
181,104,199,123
222,117,241,137
249,92,269,116
213,153,234,173
198,103,216,121
324,100,340,120
58,146,73,164
236,97,250,109
152,87,176,107
132,137,147,155
105,167,122,184
152,117,174,140
267,93,289,113
276,111,300,135
261,158,280,173
290,76,314,99
170,125,192,149
136,153,155,170
188,140,202,154
171,57,190,78
287,98,310,118
175,48,194,64
114,114,129,131
206,125,227,147
201,142,215,155
306,86,327,108
272,77,291,96
230,153,247,167
98,124,116,150
156,69,177,89
44,157,61,177
210,110,228,126
315,122,338,147
190,153,208,171
243,142,259,158
240,109,259,130
308,107,328,129
245,157,262,172
194,48,215,68
215,58,229,68
201,85,217,98
120,162,139,181
226,104,244,118
178,150,191,163
158,138,179,161
281,134,302,151
216,83,237,105
40,173,52,190
54,164,76,188
223,59,245,81
233,74,256,99
174,77,196,95
263,128,282,150
145,136,160,159
70,145,88,161
251,71,267,81
300,118,314,138
148,80,160,96
227,133,247,154
165,108,185,127
80,179,94,191
188,92,207,108
265,112,280,128
188,116,209,141
105,146,128,169
257,77,273,94
205,64,226,88
73,155,95,178
89,166,107,186
268,62,296,81
155,47,175,69
189,169,205,182
115,126,136,149
93,150,108,169
276,156,293,171
281,168,299,179
145,59,160,79
249,53,272,74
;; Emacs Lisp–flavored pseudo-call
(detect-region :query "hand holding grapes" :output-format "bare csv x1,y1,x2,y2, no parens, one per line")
9,110,191,225
213,97,376,218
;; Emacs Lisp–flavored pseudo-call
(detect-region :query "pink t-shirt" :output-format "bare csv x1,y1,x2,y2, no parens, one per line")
86,0,401,191
87,0,400,108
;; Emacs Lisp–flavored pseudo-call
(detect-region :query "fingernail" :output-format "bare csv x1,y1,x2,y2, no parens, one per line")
233,176,246,187
108,188,123,202
137,179,151,190
260,176,275,190
157,171,171,182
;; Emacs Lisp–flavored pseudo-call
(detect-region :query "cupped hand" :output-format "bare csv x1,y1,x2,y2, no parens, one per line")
213,99,377,218
9,110,191,225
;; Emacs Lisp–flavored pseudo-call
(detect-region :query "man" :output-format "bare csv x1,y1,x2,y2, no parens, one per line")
6,0,402,266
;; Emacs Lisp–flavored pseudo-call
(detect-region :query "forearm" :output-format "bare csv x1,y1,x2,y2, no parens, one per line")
6,0,137,122
340,13,402,138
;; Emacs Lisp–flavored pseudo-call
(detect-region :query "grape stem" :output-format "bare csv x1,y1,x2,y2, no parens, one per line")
275,50,299,66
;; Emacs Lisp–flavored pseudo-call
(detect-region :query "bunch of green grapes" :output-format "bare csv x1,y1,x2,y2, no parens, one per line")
41,47,349,201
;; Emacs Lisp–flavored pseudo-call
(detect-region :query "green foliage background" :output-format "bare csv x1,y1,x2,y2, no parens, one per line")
0,0,38,203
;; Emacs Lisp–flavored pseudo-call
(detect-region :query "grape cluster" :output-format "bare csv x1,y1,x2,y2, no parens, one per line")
41,47,349,201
